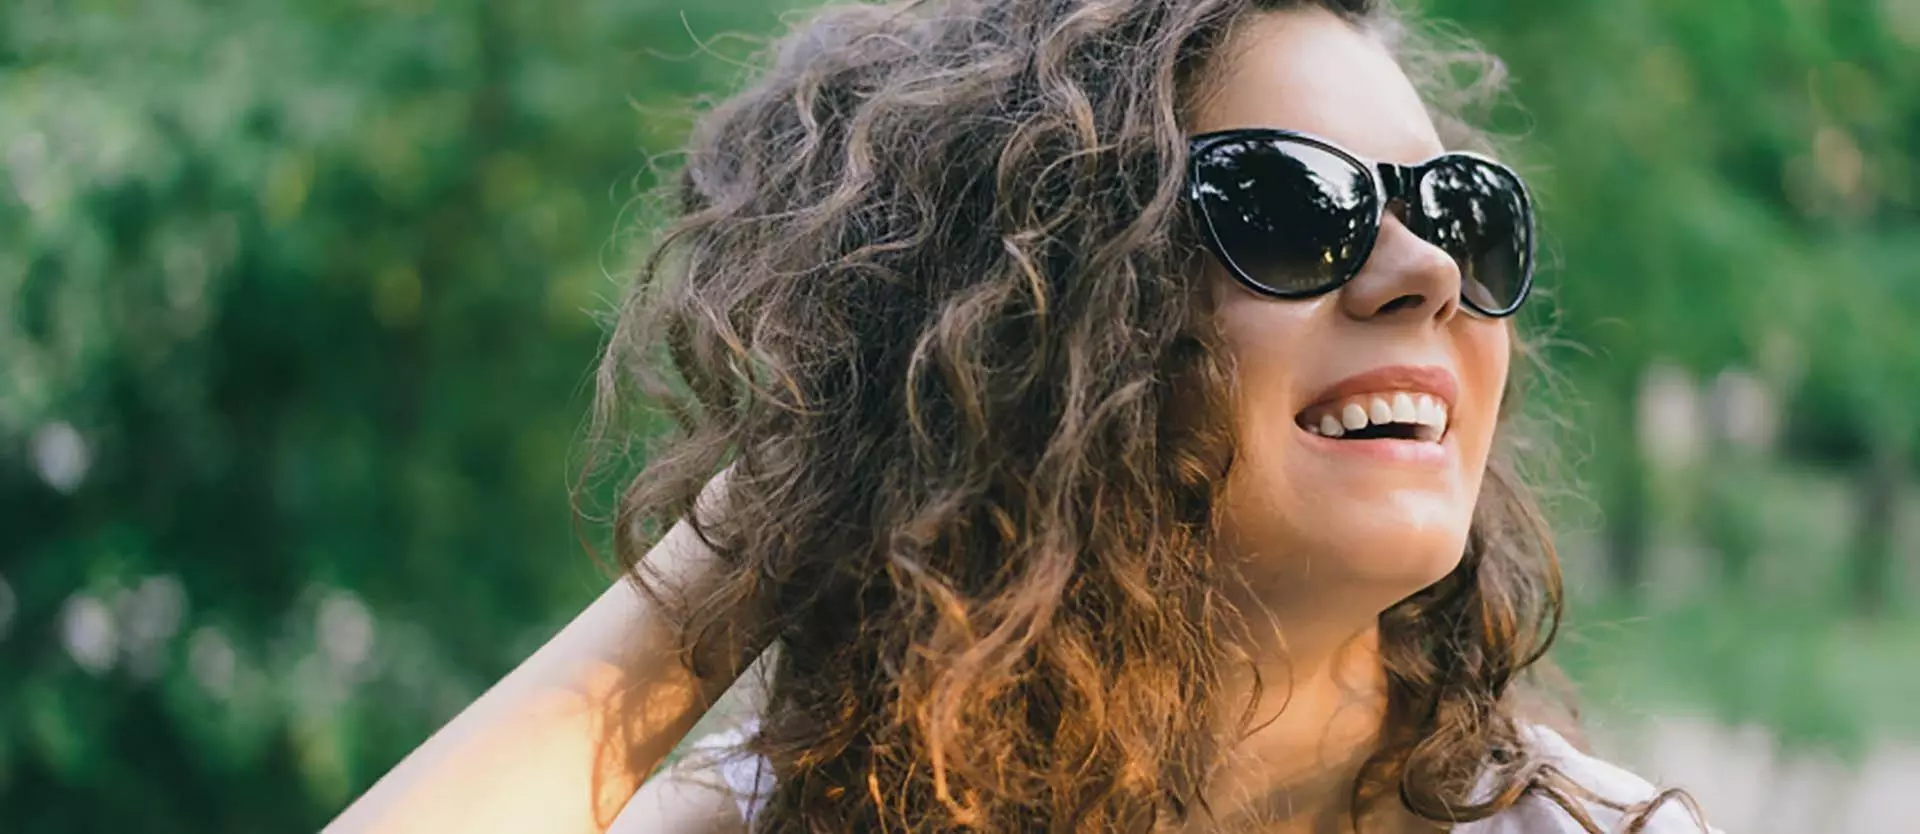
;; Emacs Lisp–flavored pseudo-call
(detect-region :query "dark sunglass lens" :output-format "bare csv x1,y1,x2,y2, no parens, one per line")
1193,138,1376,296
1416,157,1533,315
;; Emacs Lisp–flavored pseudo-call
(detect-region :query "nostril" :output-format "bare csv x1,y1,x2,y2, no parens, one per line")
1377,293,1426,315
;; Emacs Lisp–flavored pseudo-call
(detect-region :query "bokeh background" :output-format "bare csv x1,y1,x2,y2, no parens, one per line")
3,0,1918,831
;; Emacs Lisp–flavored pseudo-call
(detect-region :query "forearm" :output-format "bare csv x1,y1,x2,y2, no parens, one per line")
327,508,755,834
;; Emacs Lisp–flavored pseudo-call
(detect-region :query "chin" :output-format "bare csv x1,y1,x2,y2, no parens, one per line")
1302,525,1470,600
1223,501,1475,616
1362,530,1472,599
1342,492,1474,586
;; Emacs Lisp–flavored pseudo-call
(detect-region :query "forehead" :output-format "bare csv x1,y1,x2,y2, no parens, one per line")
1189,7,1443,166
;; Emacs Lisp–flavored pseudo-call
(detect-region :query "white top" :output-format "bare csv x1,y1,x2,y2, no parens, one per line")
689,720,1720,833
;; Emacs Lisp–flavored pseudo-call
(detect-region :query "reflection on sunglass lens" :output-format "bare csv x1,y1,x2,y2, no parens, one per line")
1416,157,1531,315
1193,138,1376,296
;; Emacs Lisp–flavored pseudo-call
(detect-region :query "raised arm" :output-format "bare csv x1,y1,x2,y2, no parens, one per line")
325,473,762,834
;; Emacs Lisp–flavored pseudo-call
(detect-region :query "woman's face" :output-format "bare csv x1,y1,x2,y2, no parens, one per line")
1199,8,1511,619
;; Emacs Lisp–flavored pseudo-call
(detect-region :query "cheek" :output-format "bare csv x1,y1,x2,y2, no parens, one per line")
1210,293,1334,552
1457,322,1512,470
1211,266,1331,378
1213,300,1326,488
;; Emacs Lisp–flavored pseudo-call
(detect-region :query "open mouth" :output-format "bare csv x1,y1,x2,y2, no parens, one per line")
1295,391,1448,444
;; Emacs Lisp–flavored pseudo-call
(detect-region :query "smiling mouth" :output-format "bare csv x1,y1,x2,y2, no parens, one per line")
1295,391,1449,444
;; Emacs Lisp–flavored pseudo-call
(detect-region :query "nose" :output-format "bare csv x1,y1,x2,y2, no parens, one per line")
1338,210,1462,324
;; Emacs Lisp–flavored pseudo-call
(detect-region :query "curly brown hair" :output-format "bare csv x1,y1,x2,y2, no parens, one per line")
591,0,1701,831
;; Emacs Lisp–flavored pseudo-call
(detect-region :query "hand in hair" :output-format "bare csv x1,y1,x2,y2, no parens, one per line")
323,469,764,834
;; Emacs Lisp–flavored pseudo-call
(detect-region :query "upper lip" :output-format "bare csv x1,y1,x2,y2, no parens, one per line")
1297,364,1459,418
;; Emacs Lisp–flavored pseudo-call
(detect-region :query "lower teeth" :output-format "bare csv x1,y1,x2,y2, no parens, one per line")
1307,422,1438,441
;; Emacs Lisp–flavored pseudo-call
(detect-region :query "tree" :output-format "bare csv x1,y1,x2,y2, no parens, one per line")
1,1,798,830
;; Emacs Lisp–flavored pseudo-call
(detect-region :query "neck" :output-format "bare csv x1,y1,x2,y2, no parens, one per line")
1195,601,1427,834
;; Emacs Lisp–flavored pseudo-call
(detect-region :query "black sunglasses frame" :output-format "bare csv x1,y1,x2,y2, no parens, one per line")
1186,127,1536,318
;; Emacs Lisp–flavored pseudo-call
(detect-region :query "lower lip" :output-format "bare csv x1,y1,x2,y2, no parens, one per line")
1296,425,1451,466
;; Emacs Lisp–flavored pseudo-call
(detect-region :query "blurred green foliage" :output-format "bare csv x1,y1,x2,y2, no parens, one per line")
1,0,801,828
1,0,1916,831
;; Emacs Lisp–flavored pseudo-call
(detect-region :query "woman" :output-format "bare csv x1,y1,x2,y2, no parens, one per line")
328,0,1719,832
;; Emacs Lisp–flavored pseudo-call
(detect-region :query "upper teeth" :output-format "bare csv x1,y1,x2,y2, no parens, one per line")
1305,392,1448,442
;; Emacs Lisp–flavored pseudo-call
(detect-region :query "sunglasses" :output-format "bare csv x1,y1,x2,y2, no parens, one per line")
1186,128,1535,318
